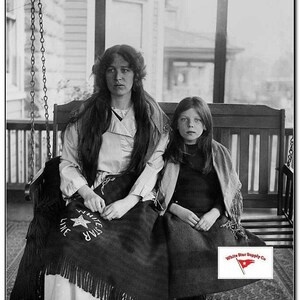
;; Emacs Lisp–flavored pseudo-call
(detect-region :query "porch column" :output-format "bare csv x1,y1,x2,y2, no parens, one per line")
213,0,228,103
94,0,106,58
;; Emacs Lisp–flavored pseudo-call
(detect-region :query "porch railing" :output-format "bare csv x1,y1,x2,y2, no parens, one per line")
6,120,293,194
6,120,54,189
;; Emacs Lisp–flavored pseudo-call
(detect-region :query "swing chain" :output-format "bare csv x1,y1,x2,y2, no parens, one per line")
29,0,36,181
38,0,51,160
286,136,294,168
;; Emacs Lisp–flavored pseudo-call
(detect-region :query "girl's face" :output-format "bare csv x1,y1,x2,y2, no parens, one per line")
105,54,134,98
177,108,206,145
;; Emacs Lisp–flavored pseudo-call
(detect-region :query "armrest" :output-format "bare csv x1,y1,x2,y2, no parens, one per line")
24,167,45,203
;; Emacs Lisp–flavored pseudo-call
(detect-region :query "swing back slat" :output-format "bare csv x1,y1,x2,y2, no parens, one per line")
52,100,83,157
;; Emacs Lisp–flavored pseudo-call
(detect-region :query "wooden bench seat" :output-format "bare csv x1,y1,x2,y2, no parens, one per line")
242,214,293,248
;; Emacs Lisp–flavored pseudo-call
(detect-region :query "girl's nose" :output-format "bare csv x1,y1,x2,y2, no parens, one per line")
188,120,194,127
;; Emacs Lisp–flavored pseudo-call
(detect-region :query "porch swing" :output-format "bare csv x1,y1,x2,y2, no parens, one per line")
24,0,294,249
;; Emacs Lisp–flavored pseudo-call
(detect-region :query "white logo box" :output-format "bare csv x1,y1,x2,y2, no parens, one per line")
218,246,273,279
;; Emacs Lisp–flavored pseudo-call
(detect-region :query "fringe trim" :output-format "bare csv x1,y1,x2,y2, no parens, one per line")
45,256,136,300
229,189,244,224
10,190,64,300
221,188,248,239
220,220,248,240
11,156,64,300
10,263,45,300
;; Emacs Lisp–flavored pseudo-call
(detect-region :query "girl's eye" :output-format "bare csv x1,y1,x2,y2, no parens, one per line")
122,68,130,73
195,118,202,123
180,117,187,122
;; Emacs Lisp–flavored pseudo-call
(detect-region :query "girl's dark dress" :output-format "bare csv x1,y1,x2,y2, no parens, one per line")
164,144,265,298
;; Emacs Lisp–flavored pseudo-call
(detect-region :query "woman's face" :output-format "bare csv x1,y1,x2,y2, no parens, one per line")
177,108,206,145
105,54,135,99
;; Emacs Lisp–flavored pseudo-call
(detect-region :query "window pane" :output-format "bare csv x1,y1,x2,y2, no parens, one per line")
163,0,217,103
6,17,17,86
6,0,14,13
226,0,294,127
106,1,142,49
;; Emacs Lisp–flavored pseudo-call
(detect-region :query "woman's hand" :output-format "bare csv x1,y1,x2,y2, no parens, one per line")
78,185,106,213
194,208,220,231
101,194,141,220
169,203,200,227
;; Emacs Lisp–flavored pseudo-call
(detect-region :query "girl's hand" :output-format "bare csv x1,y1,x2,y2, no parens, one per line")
195,208,220,231
169,203,200,227
101,194,141,220
78,185,106,213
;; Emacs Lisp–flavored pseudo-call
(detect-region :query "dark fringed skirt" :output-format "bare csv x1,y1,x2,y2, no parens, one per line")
43,199,168,300
164,212,266,298
43,172,169,300
11,168,168,300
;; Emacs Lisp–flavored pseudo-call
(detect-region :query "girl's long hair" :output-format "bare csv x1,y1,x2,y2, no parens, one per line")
164,96,213,174
65,44,150,186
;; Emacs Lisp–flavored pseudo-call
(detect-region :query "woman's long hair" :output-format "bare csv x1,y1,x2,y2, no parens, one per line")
164,96,213,174
65,45,151,186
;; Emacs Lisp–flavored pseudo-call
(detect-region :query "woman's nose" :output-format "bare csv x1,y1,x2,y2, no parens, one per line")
115,70,122,81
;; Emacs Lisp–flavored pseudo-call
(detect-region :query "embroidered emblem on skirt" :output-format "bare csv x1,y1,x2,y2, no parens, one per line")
60,207,103,242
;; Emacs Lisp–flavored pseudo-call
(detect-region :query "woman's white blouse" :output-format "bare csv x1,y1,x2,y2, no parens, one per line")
59,106,168,200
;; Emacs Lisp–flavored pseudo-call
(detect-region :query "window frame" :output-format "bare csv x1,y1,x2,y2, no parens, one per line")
94,0,229,104
6,0,26,101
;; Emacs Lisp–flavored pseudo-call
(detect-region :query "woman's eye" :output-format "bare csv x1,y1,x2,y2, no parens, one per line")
106,68,115,73
180,117,187,122
195,118,202,123
122,68,130,73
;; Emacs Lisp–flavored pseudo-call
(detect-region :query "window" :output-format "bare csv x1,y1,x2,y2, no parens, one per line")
6,0,17,87
6,0,25,102
163,0,217,103
104,0,218,102
88,0,293,127
226,0,294,127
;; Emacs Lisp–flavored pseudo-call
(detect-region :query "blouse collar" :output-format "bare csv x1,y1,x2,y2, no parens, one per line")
107,106,136,137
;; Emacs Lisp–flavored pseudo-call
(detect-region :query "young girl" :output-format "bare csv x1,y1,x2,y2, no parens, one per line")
156,97,265,300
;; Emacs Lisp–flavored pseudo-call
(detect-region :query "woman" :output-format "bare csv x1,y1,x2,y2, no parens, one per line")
11,45,169,300
155,97,265,300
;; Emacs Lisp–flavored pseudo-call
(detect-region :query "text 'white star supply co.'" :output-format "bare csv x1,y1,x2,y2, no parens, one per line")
218,247,273,279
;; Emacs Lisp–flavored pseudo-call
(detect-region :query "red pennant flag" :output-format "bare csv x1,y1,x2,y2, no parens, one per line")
237,259,255,269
